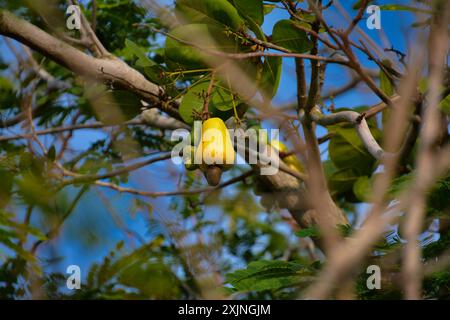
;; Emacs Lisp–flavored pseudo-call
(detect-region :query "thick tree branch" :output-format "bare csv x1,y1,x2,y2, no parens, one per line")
309,108,385,160
0,10,179,119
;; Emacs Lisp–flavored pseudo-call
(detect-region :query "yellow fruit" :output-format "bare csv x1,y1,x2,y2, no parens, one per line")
270,140,304,173
196,118,236,169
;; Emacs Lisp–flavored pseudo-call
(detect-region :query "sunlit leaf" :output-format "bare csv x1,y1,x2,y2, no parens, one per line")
271,19,312,53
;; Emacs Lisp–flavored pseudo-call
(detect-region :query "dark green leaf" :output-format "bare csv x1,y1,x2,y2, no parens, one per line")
165,24,239,70
329,127,379,175
260,56,282,98
175,0,244,30
295,225,320,238
271,19,312,53
379,61,394,97
379,4,432,14
124,39,155,68
232,0,264,26
225,260,312,292
328,167,361,195
353,176,371,202
439,94,450,116
47,146,56,162
179,79,234,123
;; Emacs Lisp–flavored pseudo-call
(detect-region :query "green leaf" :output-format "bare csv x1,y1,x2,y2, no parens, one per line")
387,173,450,217
295,225,320,238
144,65,172,85
260,56,282,98
439,94,450,116
271,19,312,53
111,90,142,120
323,159,338,177
379,61,394,97
165,24,209,70
337,224,354,237
0,169,14,208
263,4,276,15
329,127,379,175
379,4,432,14
353,176,371,202
225,260,312,292
246,15,266,41
211,85,234,111
47,145,56,162
165,24,239,70
232,0,264,26
179,81,206,123
388,173,414,196
328,167,361,195
124,39,155,68
179,79,234,123
426,175,450,217
175,0,244,30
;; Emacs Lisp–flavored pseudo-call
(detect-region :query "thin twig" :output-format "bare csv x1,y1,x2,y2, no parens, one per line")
95,170,255,197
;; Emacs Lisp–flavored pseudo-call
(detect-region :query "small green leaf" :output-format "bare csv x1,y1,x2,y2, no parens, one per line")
211,85,234,111
272,20,312,53
47,145,56,161
388,173,414,196
263,4,276,15
246,16,266,40
124,39,155,68
225,260,312,292
179,79,234,123
328,167,361,195
144,65,172,85
329,127,379,175
111,90,142,120
260,56,282,98
353,176,371,202
165,24,238,70
379,4,432,14
0,169,14,208
438,94,450,116
295,225,320,238
175,0,244,30
337,224,353,237
379,61,394,97
165,24,209,70
232,0,264,26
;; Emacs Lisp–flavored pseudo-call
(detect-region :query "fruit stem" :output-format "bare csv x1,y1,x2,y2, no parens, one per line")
226,75,241,125
202,71,216,121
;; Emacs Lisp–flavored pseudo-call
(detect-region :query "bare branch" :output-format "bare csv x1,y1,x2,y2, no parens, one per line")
59,152,173,187
0,10,180,119
96,170,254,197
309,108,385,160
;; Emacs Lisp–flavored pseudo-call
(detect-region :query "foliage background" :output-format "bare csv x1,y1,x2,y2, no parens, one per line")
0,0,448,299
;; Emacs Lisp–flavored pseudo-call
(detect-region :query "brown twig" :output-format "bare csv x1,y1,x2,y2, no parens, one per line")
96,169,255,197
59,152,173,187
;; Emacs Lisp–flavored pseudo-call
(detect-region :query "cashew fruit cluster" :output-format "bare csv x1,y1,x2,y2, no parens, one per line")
184,118,304,189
